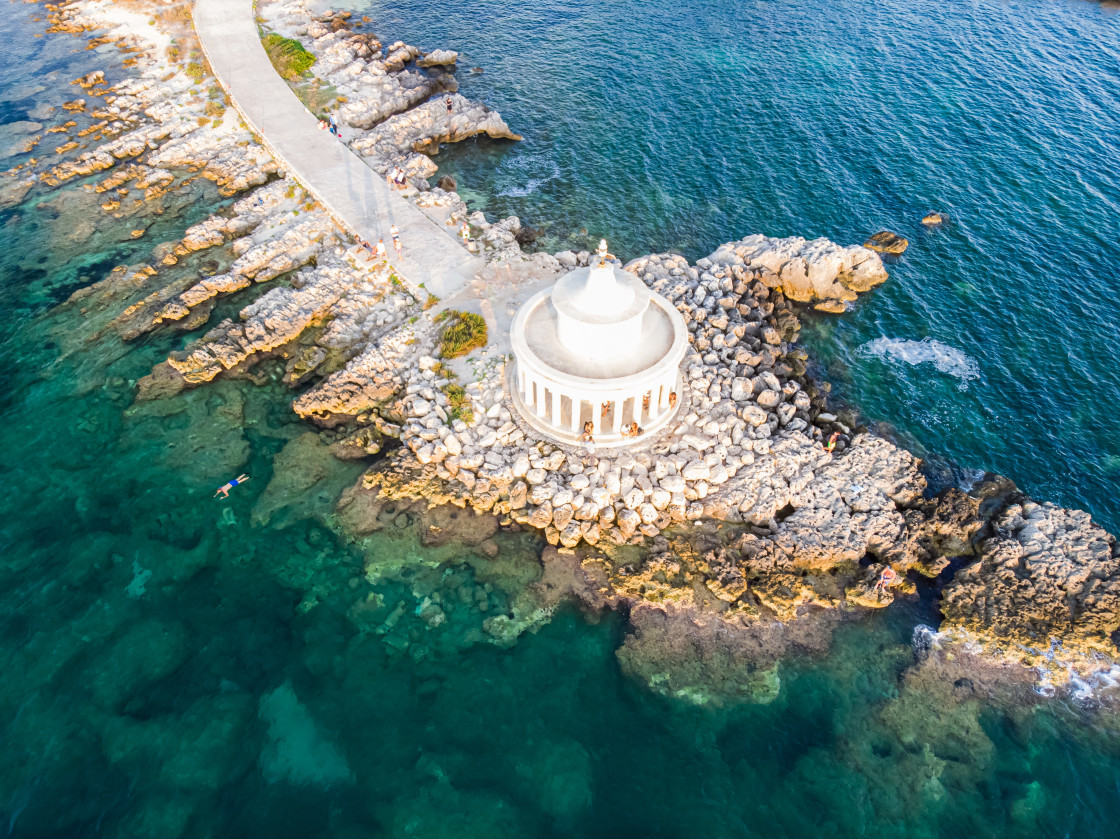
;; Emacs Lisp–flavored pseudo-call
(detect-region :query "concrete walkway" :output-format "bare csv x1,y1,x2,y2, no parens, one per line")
192,0,481,297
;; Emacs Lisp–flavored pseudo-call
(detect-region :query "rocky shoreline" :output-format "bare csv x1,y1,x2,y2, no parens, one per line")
11,0,1119,701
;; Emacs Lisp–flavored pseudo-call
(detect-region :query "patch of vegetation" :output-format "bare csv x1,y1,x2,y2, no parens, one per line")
262,32,317,81
204,100,225,119
443,383,474,424
185,62,205,84
435,310,488,359
423,292,439,310
294,77,339,118
429,361,457,380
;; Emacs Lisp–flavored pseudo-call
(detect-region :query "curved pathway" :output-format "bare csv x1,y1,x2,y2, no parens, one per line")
192,0,480,296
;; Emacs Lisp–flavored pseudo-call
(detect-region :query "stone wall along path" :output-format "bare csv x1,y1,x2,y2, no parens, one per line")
192,0,481,296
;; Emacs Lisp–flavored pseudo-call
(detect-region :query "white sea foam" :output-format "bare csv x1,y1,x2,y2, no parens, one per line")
956,466,987,492
859,337,980,391
496,154,561,197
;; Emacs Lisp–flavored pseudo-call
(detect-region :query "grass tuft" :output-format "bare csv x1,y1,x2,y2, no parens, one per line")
443,383,474,424
435,310,487,359
262,32,317,81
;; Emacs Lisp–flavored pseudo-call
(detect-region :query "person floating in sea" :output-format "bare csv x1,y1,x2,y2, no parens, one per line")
825,431,840,453
215,474,249,499
390,224,403,259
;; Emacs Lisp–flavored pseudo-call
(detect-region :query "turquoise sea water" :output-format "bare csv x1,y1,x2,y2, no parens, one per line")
2,1,1120,836
358,0,1120,533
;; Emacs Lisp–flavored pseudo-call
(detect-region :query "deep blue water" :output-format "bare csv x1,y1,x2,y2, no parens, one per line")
356,0,1120,532
2,1,1120,837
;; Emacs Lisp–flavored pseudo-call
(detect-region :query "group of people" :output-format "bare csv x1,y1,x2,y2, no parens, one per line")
621,422,644,439
356,225,403,263
318,113,341,137
386,166,408,189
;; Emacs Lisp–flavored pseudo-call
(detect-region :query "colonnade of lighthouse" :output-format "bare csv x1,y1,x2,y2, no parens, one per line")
509,240,688,447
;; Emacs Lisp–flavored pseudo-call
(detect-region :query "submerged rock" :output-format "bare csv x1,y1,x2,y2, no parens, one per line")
259,682,354,788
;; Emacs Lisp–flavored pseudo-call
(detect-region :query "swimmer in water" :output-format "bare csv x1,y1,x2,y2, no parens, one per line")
215,474,250,499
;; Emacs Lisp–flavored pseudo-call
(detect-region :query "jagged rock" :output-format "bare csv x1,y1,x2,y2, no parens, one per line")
941,503,1120,662
864,230,909,254
417,49,458,68
351,93,521,164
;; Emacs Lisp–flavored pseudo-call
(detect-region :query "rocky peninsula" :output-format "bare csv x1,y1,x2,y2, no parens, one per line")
14,0,1119,703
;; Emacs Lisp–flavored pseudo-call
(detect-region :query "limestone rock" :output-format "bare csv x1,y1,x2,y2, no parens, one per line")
941,503,1120,661
864,231,909,255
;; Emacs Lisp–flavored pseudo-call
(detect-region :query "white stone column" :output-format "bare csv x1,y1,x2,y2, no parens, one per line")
656,380,668,413
548,386,559,427
569,394,583,433
590,398,601,436
607,393,624,435
533,378,547,418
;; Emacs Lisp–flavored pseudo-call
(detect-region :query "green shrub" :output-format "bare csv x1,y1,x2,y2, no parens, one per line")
443,383,474,424
262,33,317,81
436,310,487,359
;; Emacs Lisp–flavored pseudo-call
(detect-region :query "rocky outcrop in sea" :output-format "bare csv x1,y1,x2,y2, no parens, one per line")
18,0,1118,701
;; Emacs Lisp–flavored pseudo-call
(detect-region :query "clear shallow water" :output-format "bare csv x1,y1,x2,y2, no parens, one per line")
2,3,1120,838
356,0,1120,532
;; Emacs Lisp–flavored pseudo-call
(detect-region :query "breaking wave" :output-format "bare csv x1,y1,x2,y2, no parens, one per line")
496,154,561,197
859,337,980,391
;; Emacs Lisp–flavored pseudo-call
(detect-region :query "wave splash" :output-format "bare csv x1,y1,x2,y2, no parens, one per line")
496,153,561,197
859,337,980,391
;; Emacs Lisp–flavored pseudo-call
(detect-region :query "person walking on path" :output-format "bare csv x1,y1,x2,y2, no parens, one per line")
390,224,403,259
215,474,249,499
374,238,388,263
328,112,339,136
